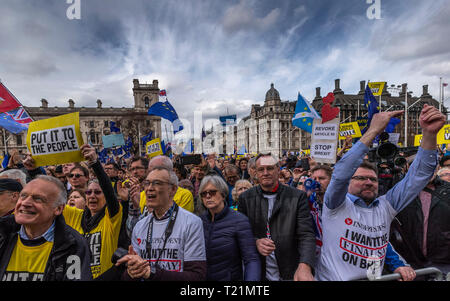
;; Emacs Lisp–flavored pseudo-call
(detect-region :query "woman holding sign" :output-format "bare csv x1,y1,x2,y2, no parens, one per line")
62,144,124,279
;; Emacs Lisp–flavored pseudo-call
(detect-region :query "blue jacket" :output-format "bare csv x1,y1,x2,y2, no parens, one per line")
201,206,261,281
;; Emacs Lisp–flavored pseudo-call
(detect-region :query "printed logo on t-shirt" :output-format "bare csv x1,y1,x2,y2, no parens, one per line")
85,231,102,272
339,219,388,272
2,272,44,281
138,237,182,272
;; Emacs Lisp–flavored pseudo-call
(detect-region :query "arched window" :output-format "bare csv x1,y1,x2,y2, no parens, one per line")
144,97,150,108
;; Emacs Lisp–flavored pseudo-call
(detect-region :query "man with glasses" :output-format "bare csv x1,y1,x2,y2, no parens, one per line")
116,166,206,281
238,154,316,281
316,105,446,281
0,175,92,281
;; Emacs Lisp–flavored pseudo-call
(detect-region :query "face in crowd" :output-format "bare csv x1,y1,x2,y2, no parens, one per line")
143,168,177,215
199,176,227,214
193,165,207,181
255,156,279,191
130,159,148,182
232,180,252,202
85,181,106,215
62,163,76,177
311,168,331,196
239,159,248,171
104,164,118,179
348,167,379,203
15,178,65,238
68,167,89,189
67,189,86,210
224,167,240,187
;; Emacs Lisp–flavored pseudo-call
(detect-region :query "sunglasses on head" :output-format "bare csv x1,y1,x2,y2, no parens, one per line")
85,189,102,195
68,174,84,178
200,190,218,198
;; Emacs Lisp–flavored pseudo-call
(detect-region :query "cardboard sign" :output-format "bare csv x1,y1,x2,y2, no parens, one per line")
146,138,163,158
414,125,450,146
310,141,337,160
102,133,125,148
339,122,362,139
368,82,386,96
26,112,84,167
388,133,400,145
311,118,338,164
312,122,339,141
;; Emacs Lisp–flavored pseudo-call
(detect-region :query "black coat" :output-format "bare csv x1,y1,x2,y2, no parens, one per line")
201,206,261,281
390,181,450,269
237,183,316,280
0,214,92,281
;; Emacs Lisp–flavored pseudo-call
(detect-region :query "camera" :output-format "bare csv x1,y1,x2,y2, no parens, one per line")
304,178,321,191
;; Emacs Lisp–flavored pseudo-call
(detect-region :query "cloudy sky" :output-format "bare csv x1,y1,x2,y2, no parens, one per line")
1,0,450,139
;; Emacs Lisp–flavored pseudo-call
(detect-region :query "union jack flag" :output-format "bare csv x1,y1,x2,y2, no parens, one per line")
159,89,167,97
4,107,33,124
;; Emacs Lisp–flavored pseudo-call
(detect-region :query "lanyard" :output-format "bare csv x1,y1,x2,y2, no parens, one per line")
146,203,179,266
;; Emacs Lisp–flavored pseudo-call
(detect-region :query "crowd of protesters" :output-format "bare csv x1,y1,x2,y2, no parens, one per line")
0,104,449,281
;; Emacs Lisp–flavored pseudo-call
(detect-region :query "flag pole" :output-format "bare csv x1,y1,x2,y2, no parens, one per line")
138,122,142,155
439,77,442,113
404,83,408,148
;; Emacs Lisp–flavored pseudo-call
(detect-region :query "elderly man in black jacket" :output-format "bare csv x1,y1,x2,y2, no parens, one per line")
0,175,92,281
238,154,316,281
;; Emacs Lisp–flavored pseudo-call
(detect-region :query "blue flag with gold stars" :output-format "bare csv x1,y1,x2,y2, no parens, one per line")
364,85,380,121
0,112,28,134
292,93,320,133
147,100,184,134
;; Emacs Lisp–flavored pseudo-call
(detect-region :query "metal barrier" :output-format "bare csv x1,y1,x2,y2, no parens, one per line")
368,267,445,281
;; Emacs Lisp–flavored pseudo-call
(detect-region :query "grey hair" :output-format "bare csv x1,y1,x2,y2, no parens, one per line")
0,169,27,187
151,165,178,187
248,157,256,169
149,155,173,171
35,175,67,207
199,175,229,203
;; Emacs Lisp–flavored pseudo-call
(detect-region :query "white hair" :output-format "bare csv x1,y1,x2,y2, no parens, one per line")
0,169,27,187
34,175,67,207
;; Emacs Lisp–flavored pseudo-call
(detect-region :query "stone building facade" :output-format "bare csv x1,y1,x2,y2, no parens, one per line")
1,79,162,155
234,79,446,158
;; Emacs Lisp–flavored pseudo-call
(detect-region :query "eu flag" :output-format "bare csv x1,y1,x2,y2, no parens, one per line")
110,121,121,133
0,113,28,134
292,93,320,133
141,132,153,147
364,85,380,121
147,101,184,134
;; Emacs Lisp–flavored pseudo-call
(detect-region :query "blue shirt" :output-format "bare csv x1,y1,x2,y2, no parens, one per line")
19,221,55,242
325,141,438,212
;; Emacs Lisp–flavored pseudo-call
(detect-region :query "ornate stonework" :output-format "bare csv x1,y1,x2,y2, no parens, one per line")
2,79,162,155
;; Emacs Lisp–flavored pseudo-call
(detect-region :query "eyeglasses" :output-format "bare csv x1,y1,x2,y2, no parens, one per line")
439,173,450,178
200,190,218,198
142,180,172,188
68,174,84,179
351,176,378,183
85,189,103,195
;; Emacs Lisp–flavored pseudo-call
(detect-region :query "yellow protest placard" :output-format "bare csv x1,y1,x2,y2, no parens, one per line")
438,124,450,145
414,134,422,147
339,122,362,139
368,82,386,96
146,138,163,158
26,112,84,167
414,125,450,146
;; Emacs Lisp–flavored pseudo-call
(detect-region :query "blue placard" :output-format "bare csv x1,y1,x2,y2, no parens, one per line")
102,133,125,148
